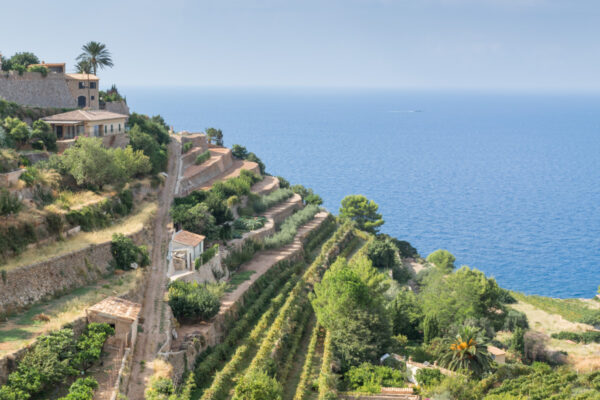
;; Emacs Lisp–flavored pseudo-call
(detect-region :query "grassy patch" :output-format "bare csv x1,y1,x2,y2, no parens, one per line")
511,292,599,324
0,269,143,356
226,270,255,292
0,202,157,272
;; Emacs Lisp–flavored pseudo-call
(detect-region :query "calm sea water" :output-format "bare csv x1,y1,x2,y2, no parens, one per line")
123,87,600,298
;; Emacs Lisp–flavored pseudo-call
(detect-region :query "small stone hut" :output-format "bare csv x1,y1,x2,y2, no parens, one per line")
87,297,141,348
487,345,506,364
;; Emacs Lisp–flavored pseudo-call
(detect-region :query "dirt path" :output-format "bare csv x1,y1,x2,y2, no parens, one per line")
125,139,181,400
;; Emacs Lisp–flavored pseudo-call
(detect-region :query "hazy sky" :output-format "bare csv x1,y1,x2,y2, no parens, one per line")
1,0,598,91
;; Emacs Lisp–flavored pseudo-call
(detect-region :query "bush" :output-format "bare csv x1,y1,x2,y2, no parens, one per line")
263,205,320,249
367,237,398,269
195,149,211,165
224,238,262,272
426,249,456,272
551,330,600,344
196,244,219,268
168,280,221,321
128,125,168,173
72,323,115,371
233,216,267,232
58,377,98,400
0,189,22,216
0,148,20,172
45,212,64,235
277,176,290,189
346,363,405,393
183,141,193,153
416,368,443,387
232,369,283,400
27,65,48,77
247,188,294,214
111,233,150,269
503,309,529,331
145,376,175,400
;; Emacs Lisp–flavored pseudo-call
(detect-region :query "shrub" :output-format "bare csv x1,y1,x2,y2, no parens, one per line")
233,216,267,232
0,189,22,216
0,148,19,172
45,212,64,235
231,144,249,159
416,368,443,387
223,238,262,272
168,280,221,321
263,205,320,249
277,176,290,189
247,188,294,214
366,237,398,269
128,124,168,173
111,233,150,269
551,330,600,344
346,363,405,394
183,141,193,153
72,323,115,371
195,149,211,165
145,376,175,400
503,309,529,331
26,65,48,77
426,249,456,272
58,377,98,400
196,244,219,268
232,369,283,400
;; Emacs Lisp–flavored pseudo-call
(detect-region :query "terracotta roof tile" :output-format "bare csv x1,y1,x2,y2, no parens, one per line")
88,297,141,321
173,230,206,247
43,110,127,122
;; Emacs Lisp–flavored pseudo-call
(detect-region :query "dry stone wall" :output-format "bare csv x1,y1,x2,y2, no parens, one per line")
0,227,152,316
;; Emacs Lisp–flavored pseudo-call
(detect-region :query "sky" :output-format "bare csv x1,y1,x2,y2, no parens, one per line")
1,0,599,91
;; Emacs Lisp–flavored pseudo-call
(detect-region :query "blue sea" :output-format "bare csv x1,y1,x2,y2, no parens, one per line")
123,87,600,298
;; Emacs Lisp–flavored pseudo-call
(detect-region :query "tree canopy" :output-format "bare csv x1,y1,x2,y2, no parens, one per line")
77,41,113,76
427,249,456,273
339,195,384,233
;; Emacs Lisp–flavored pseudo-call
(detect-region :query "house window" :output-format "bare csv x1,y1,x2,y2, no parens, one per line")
79,82,86,89
77,96,86,108
118,124,121,132
105,125,107,134
91,95,95,100
90,82,97,89
93,125,100,137
111,124,114,133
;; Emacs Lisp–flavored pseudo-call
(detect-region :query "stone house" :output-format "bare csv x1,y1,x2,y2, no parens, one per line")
42,109,129,151
172,230,206,270
87,297,142,348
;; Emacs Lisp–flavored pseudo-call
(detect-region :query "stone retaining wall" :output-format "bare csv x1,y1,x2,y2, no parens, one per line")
0,227,152,316
0,71,77,108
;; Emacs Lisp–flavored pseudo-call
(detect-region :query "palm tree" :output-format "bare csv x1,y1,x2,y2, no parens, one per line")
438,326,493,377
77,41,113,76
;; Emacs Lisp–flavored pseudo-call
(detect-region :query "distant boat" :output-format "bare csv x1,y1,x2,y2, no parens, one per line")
388,109,423,113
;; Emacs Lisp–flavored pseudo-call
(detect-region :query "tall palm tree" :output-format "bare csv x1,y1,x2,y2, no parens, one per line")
76,41,113,76
438,326,493,377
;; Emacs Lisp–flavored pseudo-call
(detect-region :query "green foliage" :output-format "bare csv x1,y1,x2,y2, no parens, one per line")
232,369,283,400
0,188,22,216
503,309,529,332
233,216,267,232
3,116,30,146
72,323,115,371
77,41,113,76
1,52,39,71
291,184,323,206
128,124,168,173
389,289,423,340
0,149,19,172
423,314,440,344
223,238,262,272
263,205,320,249
366,237,398,269
58,137,151,189
99,84,124,103
311,256,391,370
127,113,170,145
510,327,525,356
231,144,249,159
58,377,98,400
66,191,134,231
438,326,493,377
429,374,483,400
0,222,37,258
171,202,218,239
0,324,108,400
45,212,64,235
31,119,56,151
183,142,193,153
550,330,600,344
168,280,221,322
346,363,405,393
206,127,224,146
339,194,384,234
426,249,456,272
111,233,150,269
196,244,219,268
195,149,211,165
246,188,294,214
420,266,506,334
483,362,599,399
416,368,443,387
277,176,290,189
27,65,48,77
145,376,176,400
